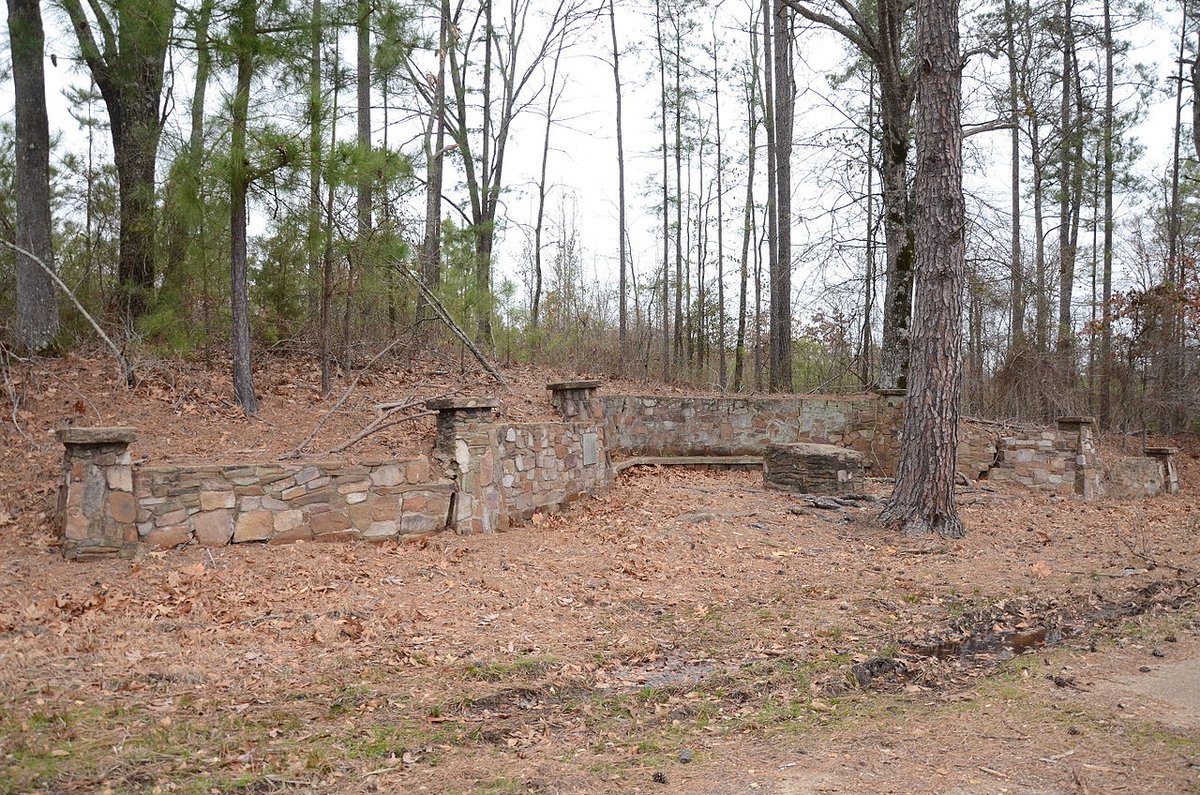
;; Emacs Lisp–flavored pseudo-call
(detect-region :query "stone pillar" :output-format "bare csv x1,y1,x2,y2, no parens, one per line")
55,427,139,559
547,380,602,420
1144,446,1180,495
427,397,501,458
1056,416,1100,500
427,397,501,535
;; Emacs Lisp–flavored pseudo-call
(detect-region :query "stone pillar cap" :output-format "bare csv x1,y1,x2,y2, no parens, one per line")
54,426,137,445
1143,446,1178,455
1057,416,1097,425
425,396,500,411
874,387,907,397
546,380,601,391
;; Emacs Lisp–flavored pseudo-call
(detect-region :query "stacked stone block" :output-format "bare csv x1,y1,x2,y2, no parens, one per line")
763,442,865,495
56,427,139,560
134,458,450,548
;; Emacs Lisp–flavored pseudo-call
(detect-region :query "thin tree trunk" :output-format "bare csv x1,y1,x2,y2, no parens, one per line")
673,12,684,368
418,0,449,325
713,15,727,388
656,0,671,379
1005,0,1024,352
531,35,565,335
761,0,778,387
733,48,758,393
308,0,323,320
1055,0,1075,371
608,0,628,345
1100,0,1113,427
230,0,258,415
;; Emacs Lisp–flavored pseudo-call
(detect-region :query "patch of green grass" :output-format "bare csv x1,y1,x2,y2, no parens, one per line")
464,655,560,681
476,775,527,794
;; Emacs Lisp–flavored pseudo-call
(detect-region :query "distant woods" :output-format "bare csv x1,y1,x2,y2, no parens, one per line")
0,0,1197,431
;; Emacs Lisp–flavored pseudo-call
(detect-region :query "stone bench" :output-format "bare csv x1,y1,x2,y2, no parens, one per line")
763,442,865,496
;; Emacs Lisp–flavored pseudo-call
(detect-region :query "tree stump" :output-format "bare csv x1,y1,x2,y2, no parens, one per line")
763,443,865,496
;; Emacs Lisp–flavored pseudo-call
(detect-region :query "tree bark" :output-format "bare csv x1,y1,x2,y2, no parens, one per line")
7,0,59,352
768,0,793,392
608,0,629,345
879,0,965,539
230,0,258,415
60,0,174,323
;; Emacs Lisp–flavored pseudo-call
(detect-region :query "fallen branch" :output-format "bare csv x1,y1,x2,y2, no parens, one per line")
325,408,437,455
282,338,404,459
1119,533,1196,577
393,264,509,391
1,239,131,383
0,345,34,444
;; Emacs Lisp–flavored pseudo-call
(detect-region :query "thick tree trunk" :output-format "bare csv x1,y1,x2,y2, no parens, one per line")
60,0,174,324
879,0,965,539
7,0,59,352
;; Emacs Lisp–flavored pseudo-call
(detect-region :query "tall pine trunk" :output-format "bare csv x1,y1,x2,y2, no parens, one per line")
7,0,59,352
880,0,966,539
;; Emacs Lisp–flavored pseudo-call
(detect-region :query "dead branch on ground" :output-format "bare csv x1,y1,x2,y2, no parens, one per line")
283,338,405,459
1,239,131,383
324,400,442,455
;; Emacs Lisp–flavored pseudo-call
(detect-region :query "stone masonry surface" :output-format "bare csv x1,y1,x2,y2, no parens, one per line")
57,390,1178,559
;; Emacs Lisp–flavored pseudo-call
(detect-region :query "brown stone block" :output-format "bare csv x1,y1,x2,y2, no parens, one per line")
348,502,372,529
108,491,138,524
309,511,352,536
371,497,399,522
200,491,235,511
269,525,313,544
313,530,359,542
405,458,430,483
192,509,233,546
234,511,275,543
64,507,91,540
145,525,191,549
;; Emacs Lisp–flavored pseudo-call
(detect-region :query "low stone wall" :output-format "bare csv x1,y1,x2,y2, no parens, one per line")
594,393,905,473
56,387,1182,559
1105,457,1166,499
445,418,611,534
985,418,1103,498
134,458,452,550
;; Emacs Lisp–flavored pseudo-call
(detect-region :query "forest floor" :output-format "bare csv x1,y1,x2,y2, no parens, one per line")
1,353,1199,794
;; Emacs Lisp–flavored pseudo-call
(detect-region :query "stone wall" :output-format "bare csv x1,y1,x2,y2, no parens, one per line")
985,418,1104,498
134,458,452,550
1104,457,1166,499
595,394,905,472
57,387,1181,558
443,419,611,534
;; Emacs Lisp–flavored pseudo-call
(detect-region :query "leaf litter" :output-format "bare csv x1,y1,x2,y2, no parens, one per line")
0,355,1198,792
